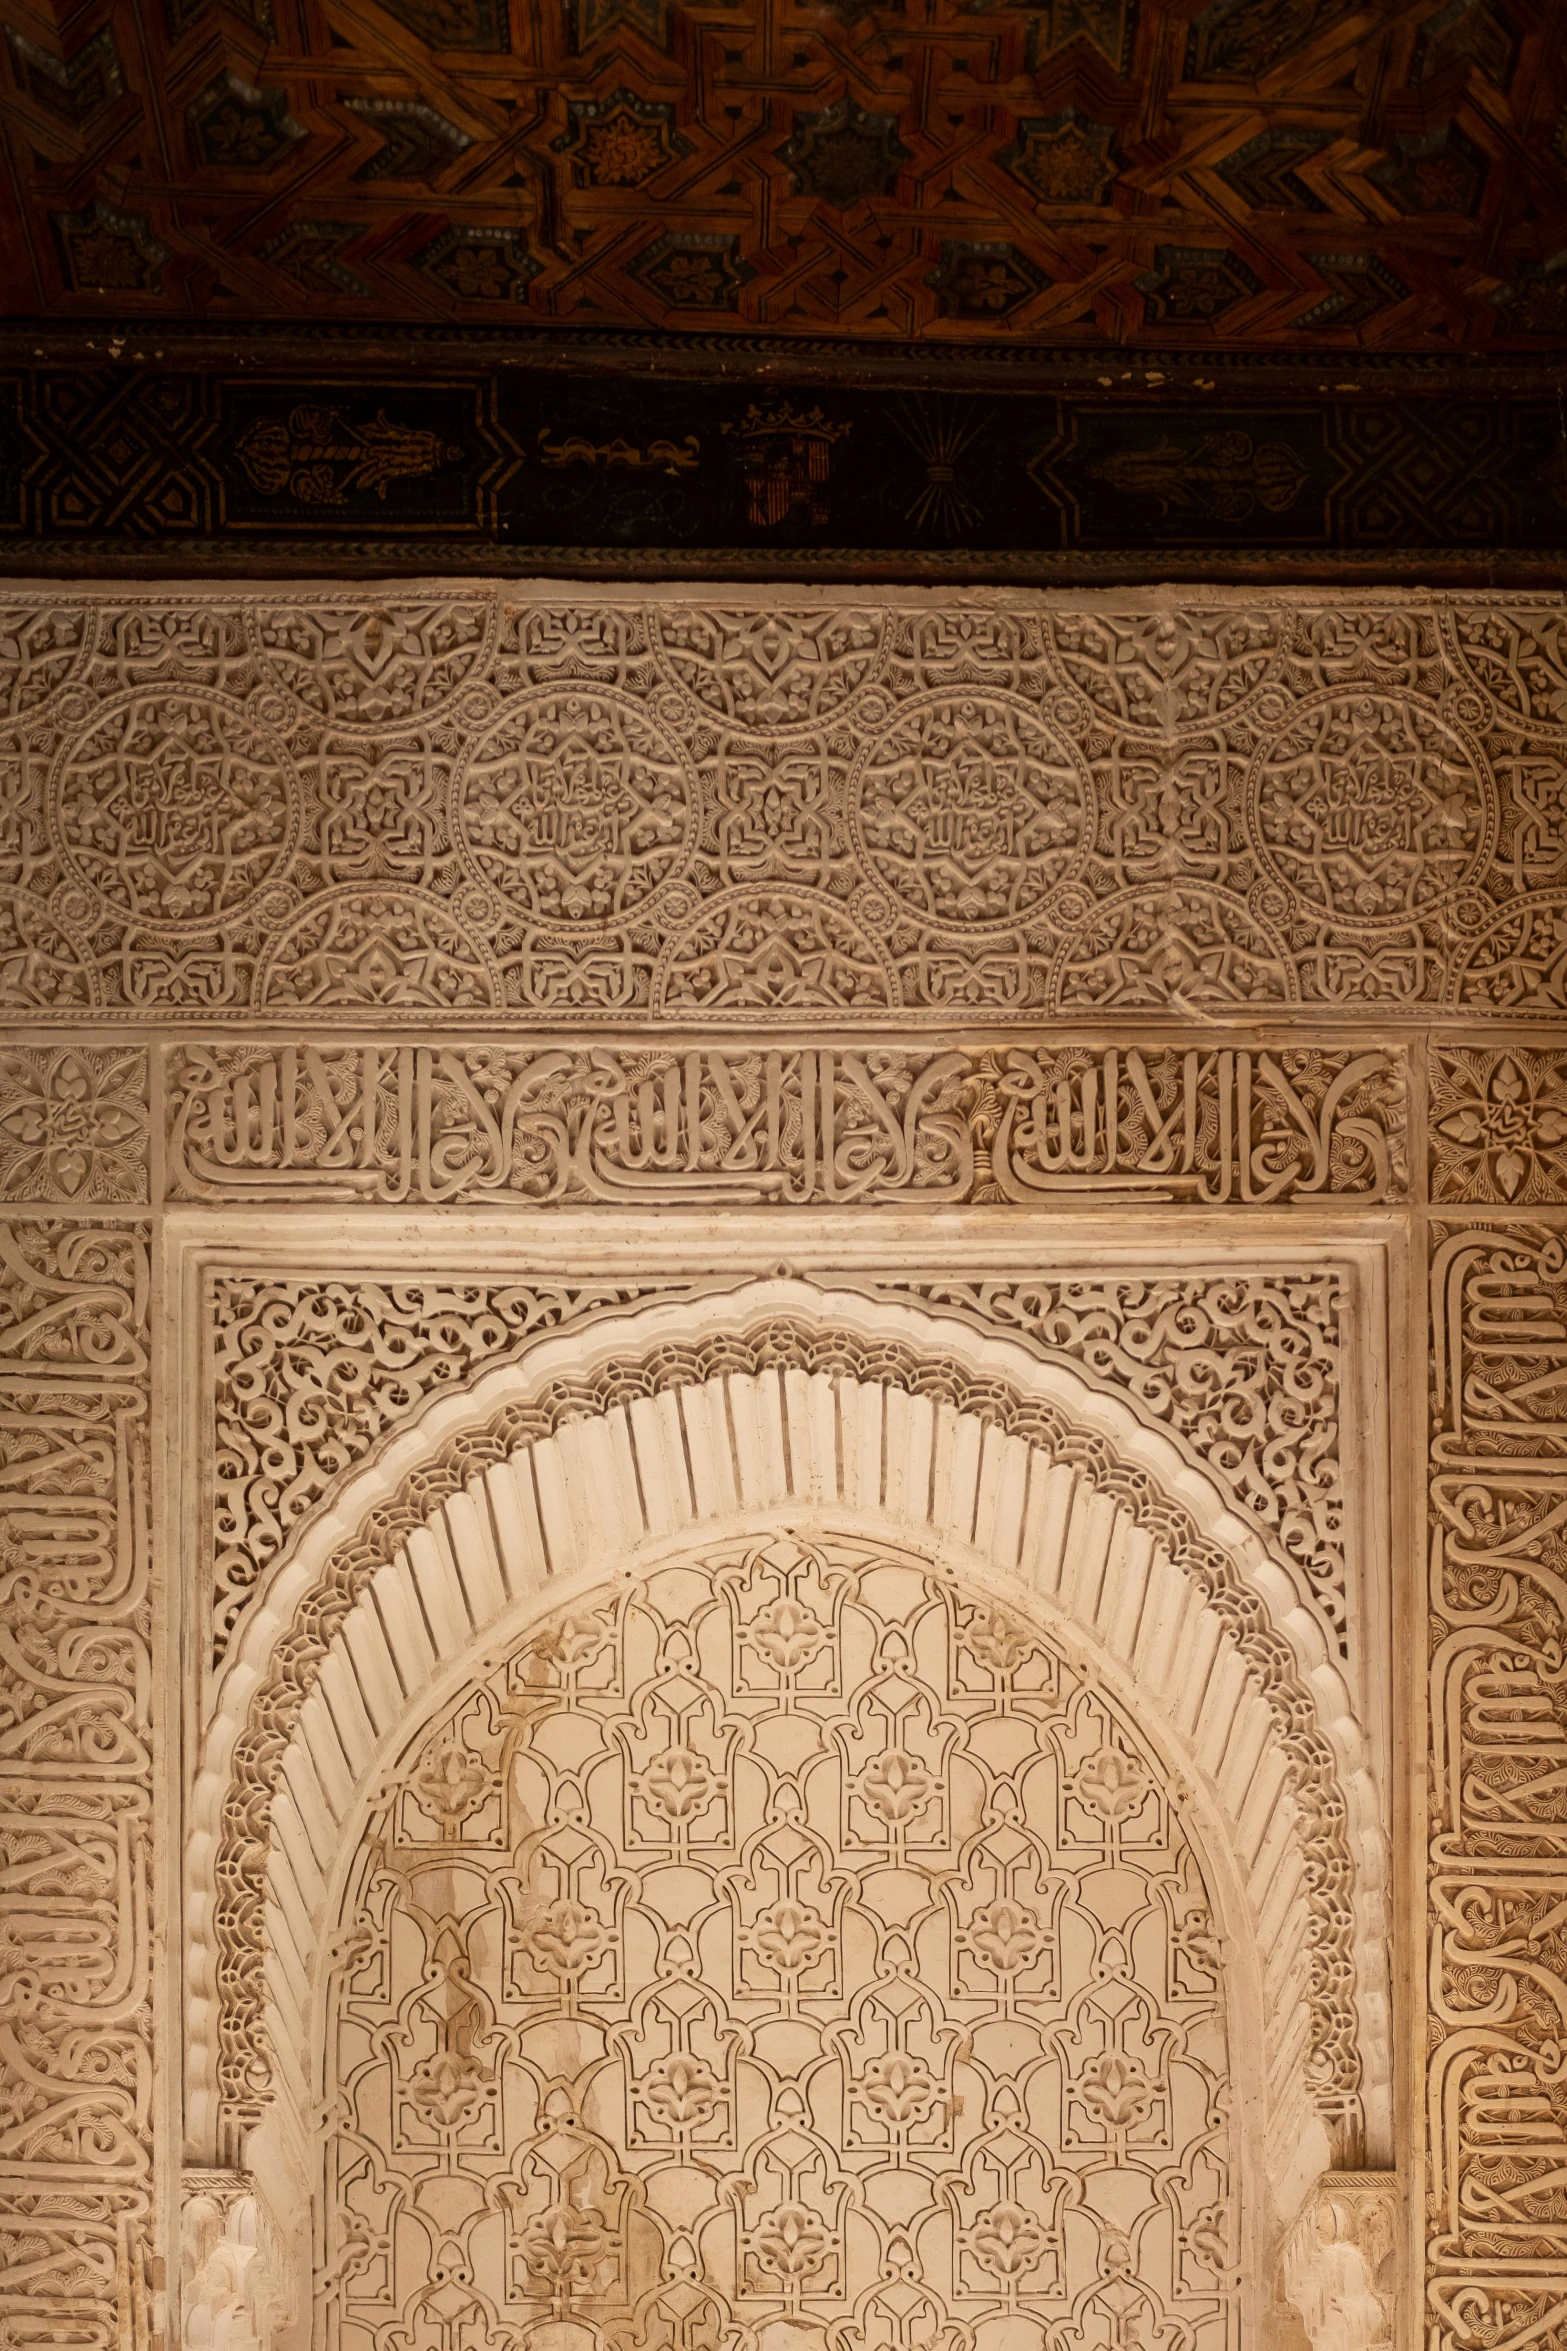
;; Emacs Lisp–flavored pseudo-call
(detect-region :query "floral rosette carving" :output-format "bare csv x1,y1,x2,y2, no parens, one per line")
1430,1049,1567,1202
0,1047,146,1201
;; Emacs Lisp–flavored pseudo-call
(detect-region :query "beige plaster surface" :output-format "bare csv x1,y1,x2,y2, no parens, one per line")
2,581,1557,2351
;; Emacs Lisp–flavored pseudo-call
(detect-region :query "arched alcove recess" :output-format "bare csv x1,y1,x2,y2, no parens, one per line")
320,1528,1254,2351
186,1280,1388,2329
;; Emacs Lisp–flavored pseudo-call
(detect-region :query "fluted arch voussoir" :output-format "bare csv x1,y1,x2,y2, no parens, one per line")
187,1279,1385,2229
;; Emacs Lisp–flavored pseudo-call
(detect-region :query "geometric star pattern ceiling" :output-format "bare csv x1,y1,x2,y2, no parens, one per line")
2,0,1567,346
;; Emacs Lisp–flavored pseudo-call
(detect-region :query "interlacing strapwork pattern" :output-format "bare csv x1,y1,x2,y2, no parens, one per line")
324,1536,1235,2351
6,587,1567,1020
1429,1229,1567,2351
7,0,1565,349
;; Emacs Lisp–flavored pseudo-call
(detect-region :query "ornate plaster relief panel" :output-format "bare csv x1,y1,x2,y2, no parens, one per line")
0,581,1559,2351
178,1243,1386,2351
0,581,1561,1028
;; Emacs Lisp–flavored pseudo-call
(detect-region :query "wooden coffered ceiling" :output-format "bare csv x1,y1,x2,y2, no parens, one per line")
3,0,1567,348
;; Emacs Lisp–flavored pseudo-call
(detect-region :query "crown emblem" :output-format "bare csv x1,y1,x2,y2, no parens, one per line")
721,402,853,530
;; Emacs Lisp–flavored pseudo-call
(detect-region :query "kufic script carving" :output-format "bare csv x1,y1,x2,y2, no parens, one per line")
0,1220,153,2346
1428,1225,1567,2351
167,1038,1403,1207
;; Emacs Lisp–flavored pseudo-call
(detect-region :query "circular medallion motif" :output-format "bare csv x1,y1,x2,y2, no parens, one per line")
253,886,501,1011
49,690,301,934
649,605,890,737
1052,886,1295,1012
852,694,1091,930
453,690,695,929
1249,692,1493,928
247,595,499,731
653,887,896,1014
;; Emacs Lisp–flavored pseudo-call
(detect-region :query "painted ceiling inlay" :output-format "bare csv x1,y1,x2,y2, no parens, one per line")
1,0,1565,347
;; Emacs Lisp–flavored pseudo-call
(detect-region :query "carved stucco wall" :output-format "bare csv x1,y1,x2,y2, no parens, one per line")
0,581,1561,2351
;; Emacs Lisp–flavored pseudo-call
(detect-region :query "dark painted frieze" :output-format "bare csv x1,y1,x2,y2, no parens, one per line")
2,362,1566,575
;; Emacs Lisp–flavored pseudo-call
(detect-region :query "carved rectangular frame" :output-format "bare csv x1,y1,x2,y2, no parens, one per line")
159,1205,1408,2345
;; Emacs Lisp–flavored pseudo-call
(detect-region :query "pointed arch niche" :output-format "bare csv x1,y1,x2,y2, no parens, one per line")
185,1278,1391,2351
